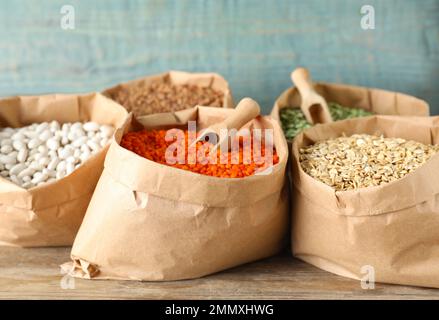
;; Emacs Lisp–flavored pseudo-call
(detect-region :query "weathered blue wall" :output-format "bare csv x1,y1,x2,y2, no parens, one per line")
0,0,438,114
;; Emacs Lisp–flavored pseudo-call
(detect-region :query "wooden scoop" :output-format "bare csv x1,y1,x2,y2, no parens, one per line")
291,67,332,124
193,97,261,150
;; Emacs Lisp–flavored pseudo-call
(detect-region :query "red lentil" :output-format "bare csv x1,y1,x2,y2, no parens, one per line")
120,129,279,178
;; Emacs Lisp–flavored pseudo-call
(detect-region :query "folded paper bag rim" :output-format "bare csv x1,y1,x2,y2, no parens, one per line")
292,115,439,217
105,108,288,208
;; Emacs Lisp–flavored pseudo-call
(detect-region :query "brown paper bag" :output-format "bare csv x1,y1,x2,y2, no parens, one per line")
271,82,430,134
103,70,234,115
63,106,289,281
291,115,439,288
0,93,128,247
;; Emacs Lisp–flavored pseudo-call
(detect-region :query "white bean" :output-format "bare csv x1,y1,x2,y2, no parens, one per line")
11,132,25,140
28,138,43,149
10,175,21,185
1,145,13,153
0,121,113,187
83,122,100,132
47,158,59,171
18,167,35,178
61,137,69,145
17,148,28,163
72,136,88,147
38,157,50,166
56,160,67,172
0,155,17,165
12,140,26,151
37,145,48,155
48,150,57,159
50,121,60,131
38,130,52,141
29,161,44,171
58,147,73,159
23,130,38,139
36,122,49,133
47,138,60,150
22,181,34,189
80,144,90,152
66,156,77,164
67,131,76,141
73,148,81,158
71,122,82,131
56,170,66,180
34,153,44,161
87,140,100,151
42,168,55,177
1,139,12,146
62,123,71,132
10,163,26,175
31,172,48,184
74,128,86,137
66,162,75,175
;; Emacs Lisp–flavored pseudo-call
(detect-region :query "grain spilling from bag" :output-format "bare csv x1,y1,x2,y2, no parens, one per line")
280,102,373,140
121,129,279,178
299,134,439,191
110,79,224,116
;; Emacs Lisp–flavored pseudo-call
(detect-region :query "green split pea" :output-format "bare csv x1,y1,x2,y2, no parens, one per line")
280,102,373,140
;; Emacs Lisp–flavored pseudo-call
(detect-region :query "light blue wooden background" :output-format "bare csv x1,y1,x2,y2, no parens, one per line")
0,0,438,114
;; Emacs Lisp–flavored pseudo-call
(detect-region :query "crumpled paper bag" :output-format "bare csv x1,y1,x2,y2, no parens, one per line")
291,115,439,288
63,106,289,281
0,93,128,247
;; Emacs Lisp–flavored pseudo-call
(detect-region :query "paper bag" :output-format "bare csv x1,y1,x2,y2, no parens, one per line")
0,93,128,247
291,115,439,288
271,82,430,136
63,106,289,281
103,70,234,114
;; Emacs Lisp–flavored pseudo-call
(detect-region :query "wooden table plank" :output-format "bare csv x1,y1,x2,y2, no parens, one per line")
1,247,438,299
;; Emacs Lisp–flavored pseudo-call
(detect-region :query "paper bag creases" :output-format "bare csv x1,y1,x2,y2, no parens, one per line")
0,93,128,247
291,115,439,288
65,106,289,281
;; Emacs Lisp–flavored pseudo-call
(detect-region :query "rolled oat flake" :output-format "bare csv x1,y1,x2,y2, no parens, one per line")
299,134,439,191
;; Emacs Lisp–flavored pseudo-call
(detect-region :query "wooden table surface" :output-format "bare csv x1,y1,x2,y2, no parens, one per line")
1,247,438,300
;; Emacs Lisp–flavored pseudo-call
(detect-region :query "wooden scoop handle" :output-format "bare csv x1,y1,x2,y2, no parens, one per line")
219,97,260,131
195,98,261,149
291,67,332,124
